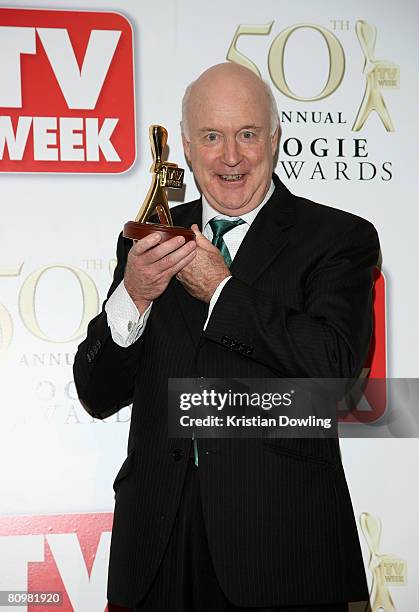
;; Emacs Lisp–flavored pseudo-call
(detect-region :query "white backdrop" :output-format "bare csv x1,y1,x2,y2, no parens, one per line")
0,1,418,610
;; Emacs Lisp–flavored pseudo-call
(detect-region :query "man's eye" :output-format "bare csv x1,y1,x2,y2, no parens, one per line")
242,131,254,140
206,133,218,142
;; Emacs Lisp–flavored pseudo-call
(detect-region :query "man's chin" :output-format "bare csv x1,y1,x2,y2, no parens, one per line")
207,185,253,213
209,195,250,214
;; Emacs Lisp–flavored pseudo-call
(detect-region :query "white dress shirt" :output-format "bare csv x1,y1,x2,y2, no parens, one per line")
105,181,275,346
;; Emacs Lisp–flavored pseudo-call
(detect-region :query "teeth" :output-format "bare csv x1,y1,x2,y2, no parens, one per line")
220,174,243,181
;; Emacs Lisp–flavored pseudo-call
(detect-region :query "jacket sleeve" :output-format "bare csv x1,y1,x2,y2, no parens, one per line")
204,219,380,379
73,233,144,419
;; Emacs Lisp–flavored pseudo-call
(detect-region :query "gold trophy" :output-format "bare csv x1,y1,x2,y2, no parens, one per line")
352,20,399,132
124,125,195,243
360,512,407,611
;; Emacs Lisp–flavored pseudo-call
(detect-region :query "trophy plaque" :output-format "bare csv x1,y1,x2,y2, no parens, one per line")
123,125,195,243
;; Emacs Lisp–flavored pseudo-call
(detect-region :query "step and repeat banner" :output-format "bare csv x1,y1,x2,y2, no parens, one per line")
0,1,417,610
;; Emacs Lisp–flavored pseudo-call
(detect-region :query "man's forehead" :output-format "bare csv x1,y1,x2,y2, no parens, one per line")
192,79,263,105
188,94,269,129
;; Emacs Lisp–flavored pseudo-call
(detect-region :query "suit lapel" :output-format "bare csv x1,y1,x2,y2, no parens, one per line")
171,197,203,232
230,176,296,283
171,176,297,348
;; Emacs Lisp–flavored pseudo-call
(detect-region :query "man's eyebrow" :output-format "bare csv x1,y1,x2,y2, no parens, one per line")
197,125,263,133
240,124,262,130
198,127,219,133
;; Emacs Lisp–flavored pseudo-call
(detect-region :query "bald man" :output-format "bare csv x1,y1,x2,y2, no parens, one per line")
74,63,378,611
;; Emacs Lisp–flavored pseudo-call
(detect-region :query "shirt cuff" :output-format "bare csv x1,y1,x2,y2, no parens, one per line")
203,276,232,330
105,280,153,347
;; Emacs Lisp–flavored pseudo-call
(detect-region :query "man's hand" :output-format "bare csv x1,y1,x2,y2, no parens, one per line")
124,233,197,314
176,224,231,303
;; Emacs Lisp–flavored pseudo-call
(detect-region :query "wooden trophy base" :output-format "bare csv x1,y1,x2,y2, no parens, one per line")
123,221,195,243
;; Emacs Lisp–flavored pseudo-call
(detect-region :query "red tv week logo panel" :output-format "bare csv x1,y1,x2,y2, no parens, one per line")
0,8,135,173
0,512,114,611
339,267,387,424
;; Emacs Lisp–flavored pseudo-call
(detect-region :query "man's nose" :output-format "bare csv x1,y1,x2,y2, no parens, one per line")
222,137,241,166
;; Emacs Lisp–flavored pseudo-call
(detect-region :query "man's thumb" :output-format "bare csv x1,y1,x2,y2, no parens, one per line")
191,223,211,247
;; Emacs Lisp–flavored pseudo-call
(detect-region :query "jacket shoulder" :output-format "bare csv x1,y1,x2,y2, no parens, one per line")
170,198,201,225
293,194,378,238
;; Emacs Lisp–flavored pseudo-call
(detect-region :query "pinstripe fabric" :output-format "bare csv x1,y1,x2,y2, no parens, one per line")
134,458,229,611
74,175,379,609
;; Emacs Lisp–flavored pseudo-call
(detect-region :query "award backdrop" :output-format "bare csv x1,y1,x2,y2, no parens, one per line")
0,1,417,610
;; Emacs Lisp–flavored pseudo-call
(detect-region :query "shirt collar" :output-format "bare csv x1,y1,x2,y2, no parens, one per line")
202,179,275,231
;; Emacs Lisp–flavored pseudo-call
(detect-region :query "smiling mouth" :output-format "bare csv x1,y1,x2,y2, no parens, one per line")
219,174,245,182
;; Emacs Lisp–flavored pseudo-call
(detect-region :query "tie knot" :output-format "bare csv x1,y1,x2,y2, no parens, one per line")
209,217,245,242
208,217,245,267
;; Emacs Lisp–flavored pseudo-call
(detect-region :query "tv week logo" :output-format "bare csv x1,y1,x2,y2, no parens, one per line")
0,512,114,611
0,8,135,173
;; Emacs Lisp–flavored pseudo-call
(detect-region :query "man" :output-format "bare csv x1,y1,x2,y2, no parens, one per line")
74,63,378,611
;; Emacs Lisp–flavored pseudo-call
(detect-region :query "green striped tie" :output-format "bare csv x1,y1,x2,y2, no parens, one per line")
209,217,245,267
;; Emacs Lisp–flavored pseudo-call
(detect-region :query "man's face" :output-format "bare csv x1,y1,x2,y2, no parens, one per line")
182,73,278,216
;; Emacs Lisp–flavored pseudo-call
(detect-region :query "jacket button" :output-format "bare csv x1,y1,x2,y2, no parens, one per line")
172,448,184,461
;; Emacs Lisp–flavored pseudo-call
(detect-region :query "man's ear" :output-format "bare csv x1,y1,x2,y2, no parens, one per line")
182,132,192,167
271,126,280,156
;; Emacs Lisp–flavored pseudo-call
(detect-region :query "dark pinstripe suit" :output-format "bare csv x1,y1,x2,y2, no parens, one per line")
74,175,379,609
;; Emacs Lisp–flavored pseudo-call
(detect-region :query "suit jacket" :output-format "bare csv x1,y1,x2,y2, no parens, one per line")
73,174,379,608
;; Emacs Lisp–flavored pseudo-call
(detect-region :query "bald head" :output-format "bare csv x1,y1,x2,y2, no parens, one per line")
181,63,279,139
180,63,280,216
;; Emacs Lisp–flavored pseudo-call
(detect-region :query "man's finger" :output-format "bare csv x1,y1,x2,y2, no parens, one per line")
132,234,187,263
131,232,162,255
191,224,215,250
155,240,196,273
168,248,197,277
191,224,205,241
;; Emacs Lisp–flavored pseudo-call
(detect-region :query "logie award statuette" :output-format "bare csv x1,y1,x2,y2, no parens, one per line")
123,125,195,243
